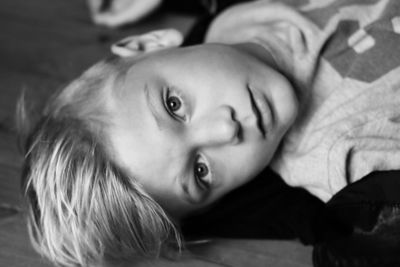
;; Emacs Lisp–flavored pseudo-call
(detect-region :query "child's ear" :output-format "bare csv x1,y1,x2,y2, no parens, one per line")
111,29,183,57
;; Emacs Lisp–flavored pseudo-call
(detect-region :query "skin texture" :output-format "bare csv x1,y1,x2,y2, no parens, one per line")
107,43,299,217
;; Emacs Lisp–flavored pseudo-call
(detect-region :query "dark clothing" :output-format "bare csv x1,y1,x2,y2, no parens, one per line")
313,171,400,267
182,169,400,266
182,168,342,244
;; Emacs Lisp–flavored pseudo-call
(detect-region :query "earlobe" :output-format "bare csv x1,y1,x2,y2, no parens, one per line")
111,29,184,57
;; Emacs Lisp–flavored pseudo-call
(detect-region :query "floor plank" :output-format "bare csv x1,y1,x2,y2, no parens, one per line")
0,214,53,267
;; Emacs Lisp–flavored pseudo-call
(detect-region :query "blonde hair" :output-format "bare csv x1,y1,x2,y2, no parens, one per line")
18,57,182,267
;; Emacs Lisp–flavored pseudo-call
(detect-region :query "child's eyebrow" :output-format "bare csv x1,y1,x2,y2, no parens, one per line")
144,85,164,132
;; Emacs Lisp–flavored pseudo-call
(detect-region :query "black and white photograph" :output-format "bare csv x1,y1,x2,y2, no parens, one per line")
1,0,400,266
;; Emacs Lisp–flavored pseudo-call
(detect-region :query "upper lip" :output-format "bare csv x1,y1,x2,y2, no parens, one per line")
247,86,266,137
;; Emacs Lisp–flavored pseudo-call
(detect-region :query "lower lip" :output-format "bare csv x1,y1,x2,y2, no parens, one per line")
251,89,273,135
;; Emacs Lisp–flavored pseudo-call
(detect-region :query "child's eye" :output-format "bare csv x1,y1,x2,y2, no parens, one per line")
165,88,187,120
194,157,211,191
167,96,181,112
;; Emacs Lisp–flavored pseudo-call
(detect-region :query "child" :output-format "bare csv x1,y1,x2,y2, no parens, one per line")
20,0,400,266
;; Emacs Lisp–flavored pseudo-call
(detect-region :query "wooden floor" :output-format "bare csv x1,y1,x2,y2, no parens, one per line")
0,0,312,266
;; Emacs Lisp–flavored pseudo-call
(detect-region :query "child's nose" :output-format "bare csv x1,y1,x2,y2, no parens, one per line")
189,106,241,147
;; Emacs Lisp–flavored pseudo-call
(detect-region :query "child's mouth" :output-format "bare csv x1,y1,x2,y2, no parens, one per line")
247,86,267,138
247,86,273,138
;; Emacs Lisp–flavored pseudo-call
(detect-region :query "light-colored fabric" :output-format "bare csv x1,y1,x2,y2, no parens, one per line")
206,0,400,202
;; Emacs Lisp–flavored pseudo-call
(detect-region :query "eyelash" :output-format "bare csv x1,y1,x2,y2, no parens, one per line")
164,87,187,121
194,155,212,192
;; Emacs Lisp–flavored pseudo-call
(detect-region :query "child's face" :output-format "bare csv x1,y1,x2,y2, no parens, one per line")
107,43,298,216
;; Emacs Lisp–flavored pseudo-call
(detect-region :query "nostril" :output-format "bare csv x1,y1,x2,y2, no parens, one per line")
236,121,243,142
226,105,237,121
222,105,242,143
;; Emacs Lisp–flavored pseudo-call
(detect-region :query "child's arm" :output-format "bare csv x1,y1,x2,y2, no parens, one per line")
87,0,162,28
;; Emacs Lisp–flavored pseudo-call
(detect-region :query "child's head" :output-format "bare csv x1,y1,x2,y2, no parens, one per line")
20,29,299,266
